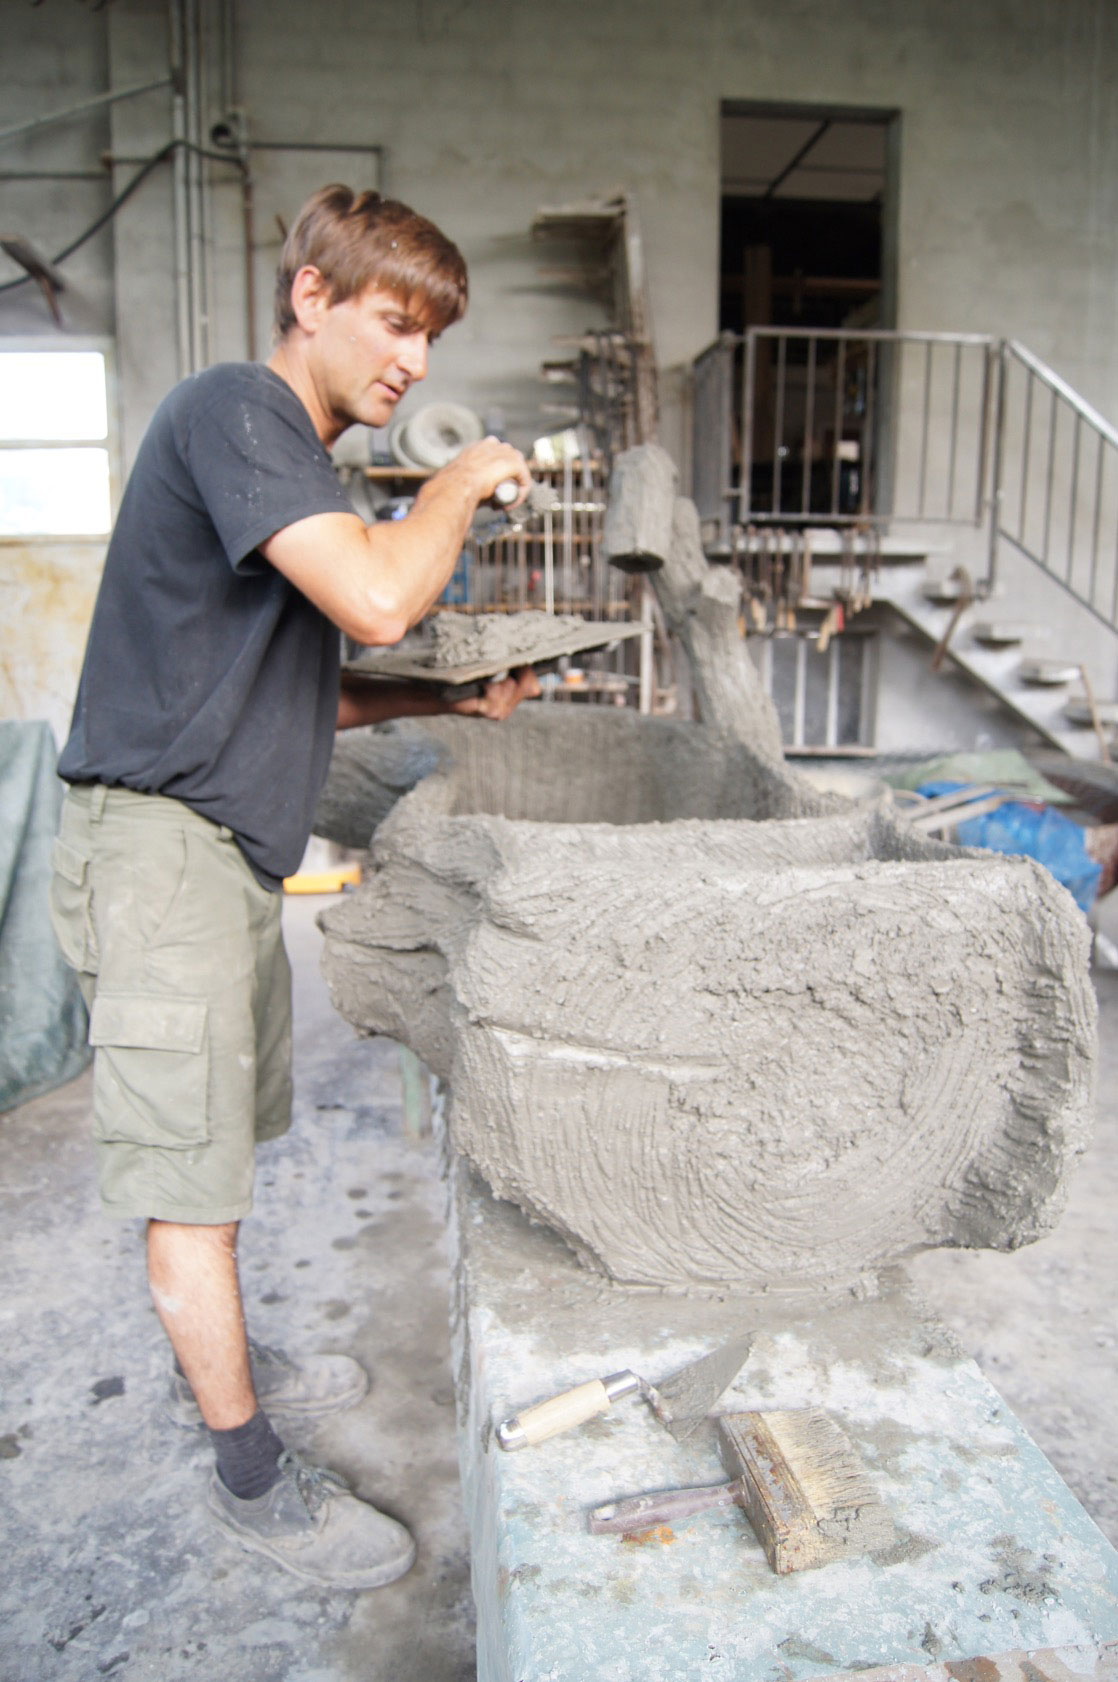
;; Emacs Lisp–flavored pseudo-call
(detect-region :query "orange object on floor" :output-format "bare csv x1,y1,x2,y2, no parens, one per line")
282,864,361,895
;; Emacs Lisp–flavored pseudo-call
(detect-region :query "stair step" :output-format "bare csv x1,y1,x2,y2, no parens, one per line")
971,620,1029,647
1017,657,1084,686
870,571,1110,758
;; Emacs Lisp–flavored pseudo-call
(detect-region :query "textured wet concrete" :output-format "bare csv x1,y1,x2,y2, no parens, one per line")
319,707,1094,1291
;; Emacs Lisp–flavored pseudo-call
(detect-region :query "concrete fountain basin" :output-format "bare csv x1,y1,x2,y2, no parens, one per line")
317,706,1095,1293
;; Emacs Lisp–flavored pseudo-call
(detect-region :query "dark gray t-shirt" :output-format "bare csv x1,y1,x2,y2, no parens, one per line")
58,363,355,888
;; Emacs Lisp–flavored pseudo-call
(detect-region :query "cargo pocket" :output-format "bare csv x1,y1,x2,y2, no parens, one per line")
49,836,98,973
88,994,209,1149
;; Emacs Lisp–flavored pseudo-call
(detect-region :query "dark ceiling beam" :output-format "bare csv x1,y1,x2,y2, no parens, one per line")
763,120,832,201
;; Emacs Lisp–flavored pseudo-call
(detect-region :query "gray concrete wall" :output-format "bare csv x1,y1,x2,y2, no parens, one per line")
225,0,1117,460
0,7,115,339
0,10,113,739
6,0,1113,458
2,0,1116,735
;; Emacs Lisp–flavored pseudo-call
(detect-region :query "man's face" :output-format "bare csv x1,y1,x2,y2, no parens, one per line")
312,282,436,432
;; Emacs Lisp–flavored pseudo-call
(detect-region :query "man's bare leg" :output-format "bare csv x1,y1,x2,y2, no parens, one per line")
147,1219,257,1429
146,1216,414,1588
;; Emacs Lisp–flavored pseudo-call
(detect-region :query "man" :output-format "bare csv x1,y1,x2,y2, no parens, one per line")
49,184,537,1592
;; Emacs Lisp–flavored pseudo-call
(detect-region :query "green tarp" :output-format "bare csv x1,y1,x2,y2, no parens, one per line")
0,721,89,1113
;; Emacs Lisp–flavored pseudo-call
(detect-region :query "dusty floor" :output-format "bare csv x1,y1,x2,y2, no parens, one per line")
2,896,1116,1682
1,894,474,1682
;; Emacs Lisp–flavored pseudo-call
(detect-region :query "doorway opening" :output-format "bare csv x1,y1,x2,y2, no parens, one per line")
716,105,899,755
717,103,899,523
720,102,897,339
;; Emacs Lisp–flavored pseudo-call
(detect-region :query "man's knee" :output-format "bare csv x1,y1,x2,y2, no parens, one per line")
148,1217,240,1239
147,1218,242,1277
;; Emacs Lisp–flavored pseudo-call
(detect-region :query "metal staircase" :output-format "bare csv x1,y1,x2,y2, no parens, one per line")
691,328,1118,758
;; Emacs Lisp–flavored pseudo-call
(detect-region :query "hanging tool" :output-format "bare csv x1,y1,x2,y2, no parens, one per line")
816,601,844,655
495,1334,752,1451
929,564,975,673
0,234,65,324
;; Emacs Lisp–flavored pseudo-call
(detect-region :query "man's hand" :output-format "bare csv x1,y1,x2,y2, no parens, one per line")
449,666,541,720
262,437,532,647
336,666,541,729
415,435,532,514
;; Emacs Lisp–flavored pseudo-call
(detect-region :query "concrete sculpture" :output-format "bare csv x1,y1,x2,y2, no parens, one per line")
317,446,1095,1290
317,705,1094,1290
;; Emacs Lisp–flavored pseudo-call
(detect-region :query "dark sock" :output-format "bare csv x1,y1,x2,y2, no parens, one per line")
209,1408,285,1501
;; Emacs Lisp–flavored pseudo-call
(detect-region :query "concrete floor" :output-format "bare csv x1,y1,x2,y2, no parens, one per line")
1,894,474,1682
2,894,1116,1682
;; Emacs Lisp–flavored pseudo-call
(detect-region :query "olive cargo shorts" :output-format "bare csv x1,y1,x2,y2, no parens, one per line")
49,784,293,1223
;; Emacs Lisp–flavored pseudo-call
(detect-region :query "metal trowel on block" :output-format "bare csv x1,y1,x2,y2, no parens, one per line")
495,1335,752,1451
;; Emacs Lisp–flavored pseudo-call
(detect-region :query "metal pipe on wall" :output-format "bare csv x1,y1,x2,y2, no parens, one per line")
168,0,192,379
242,168,256,361
167,0,213,374
0,78,173,150
164,3,385,370
218,0,237,117
215,0,256,358
0,171,107,182
184,0,210,371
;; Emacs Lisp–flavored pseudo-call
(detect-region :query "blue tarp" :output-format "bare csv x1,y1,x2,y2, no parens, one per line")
917,780,1102,914
0,720,90,1112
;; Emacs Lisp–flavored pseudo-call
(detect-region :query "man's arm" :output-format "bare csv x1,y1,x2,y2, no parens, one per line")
336,667,541,730
260,437,530,646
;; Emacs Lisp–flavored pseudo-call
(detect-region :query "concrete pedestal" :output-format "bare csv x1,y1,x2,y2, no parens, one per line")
449,1164,1118,1682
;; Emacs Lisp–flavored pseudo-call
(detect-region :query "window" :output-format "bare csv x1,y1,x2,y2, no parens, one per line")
755,627,878,752
0,348,112,536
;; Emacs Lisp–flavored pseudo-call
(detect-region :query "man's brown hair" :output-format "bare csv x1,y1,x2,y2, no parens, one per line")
273,184,468,338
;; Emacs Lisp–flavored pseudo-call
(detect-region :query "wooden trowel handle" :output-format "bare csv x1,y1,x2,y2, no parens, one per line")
496,1372,640,1451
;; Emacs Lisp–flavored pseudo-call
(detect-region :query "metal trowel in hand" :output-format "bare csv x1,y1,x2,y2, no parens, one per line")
495,1334,752,1451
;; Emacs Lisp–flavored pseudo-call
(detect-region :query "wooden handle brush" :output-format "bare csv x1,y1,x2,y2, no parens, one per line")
588,1408,895,1574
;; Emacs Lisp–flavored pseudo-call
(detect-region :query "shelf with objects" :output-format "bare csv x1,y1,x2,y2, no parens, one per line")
328,444,670,713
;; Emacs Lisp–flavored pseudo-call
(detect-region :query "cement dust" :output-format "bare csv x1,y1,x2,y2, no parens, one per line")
428,610,586,670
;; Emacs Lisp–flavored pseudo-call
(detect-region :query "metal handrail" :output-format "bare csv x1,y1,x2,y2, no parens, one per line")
1004,340,1118,453
700,326,997,537
740,326,993,346
691,327,1118,640
990,341,1118,632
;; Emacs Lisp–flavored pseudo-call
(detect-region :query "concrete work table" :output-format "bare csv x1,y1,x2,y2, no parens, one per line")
448,1164,1118,1682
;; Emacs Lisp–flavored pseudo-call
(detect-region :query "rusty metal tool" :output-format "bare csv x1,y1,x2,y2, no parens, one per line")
589,1477,749,1536
588,1408,895,1575
495,1334,752,1452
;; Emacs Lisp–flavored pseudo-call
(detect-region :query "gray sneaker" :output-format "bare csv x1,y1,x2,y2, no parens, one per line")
168,1340,368,1430
207,1451,416,1590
